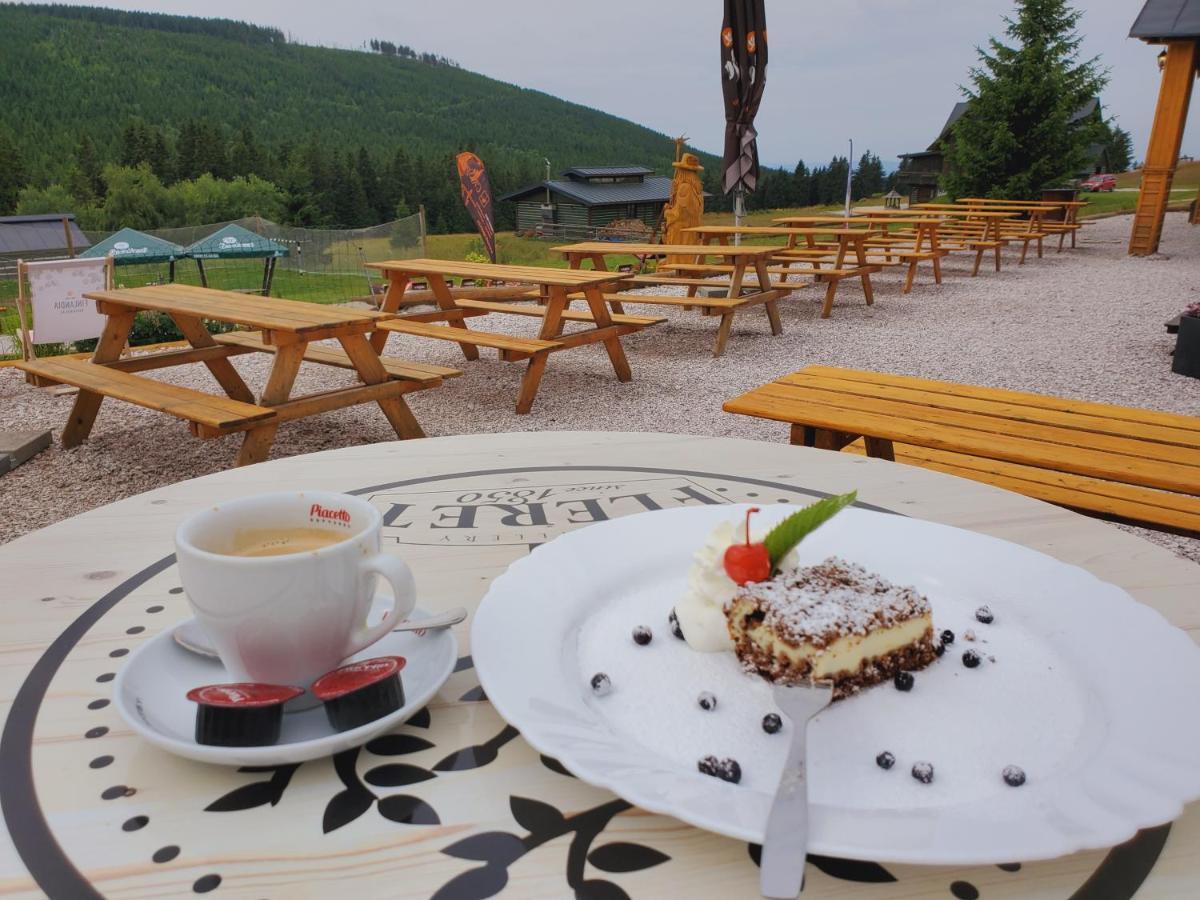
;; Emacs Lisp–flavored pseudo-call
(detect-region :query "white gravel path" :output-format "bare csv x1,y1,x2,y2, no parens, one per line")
2,213,1198,563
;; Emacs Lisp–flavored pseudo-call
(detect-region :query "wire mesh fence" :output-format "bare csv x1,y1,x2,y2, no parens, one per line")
0,212,425,357
91,212,426,304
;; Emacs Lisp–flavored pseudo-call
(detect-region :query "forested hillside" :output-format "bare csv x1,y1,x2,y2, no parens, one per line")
0,4,891,234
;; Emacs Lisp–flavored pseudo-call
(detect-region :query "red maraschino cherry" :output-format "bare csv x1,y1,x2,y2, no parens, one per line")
723,507,771,585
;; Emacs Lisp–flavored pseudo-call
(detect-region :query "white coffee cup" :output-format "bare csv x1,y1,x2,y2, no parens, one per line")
175,491,416,687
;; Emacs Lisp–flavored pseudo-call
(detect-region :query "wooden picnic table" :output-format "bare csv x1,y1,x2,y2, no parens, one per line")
17,283,455,466
955,198,1088,250
366,259,656,414
4,431,1199,899
773,216,948,292
725,365,1200,532
915,203,1061,262
552,241,792,356
683,225,883,317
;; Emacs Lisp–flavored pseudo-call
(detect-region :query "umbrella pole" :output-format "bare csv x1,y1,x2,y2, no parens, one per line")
733,187,746,246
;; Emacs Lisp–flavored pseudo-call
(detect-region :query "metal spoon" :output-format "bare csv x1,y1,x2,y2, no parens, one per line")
171,606,469,661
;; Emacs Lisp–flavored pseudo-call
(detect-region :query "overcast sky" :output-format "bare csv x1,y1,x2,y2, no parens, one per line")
44,0,1189,169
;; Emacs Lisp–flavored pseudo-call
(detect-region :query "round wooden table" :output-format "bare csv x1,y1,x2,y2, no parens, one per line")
1,432,1197,899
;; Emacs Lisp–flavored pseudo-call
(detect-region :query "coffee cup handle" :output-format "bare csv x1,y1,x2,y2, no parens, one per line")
344,553,418,657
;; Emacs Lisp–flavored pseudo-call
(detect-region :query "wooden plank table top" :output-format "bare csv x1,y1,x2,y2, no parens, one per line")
724,366,1200,529
85,283,390,337
367,258,624,289
772,215,944,227
553,241,780,257
1,432,1197,899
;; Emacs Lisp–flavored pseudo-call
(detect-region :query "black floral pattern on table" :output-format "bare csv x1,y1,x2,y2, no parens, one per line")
433,796,650,900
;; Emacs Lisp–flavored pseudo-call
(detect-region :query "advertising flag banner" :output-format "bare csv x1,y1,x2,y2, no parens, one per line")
456,152,497,263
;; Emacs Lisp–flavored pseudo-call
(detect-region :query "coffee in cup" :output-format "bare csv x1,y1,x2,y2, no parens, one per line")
175,491,416,688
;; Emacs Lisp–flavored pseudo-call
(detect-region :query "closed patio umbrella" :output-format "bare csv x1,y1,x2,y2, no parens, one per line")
721,0,768,231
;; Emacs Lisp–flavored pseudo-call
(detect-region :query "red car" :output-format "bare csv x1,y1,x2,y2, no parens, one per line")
1082,173,1117,192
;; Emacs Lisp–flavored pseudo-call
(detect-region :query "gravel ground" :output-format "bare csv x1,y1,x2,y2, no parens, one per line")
2,213,1198,563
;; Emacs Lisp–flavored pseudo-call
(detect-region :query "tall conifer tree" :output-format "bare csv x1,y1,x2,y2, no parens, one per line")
944,0,1107,199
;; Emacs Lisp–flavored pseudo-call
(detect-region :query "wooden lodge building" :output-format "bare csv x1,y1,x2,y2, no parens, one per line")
500,166,672,237
895,99,1108,203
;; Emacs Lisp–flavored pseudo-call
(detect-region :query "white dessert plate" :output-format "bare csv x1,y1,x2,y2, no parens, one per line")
472,505,1200,865
115,604,457,766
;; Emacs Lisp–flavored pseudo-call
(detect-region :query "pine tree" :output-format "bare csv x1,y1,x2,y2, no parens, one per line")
1100,119,1133,173
944,0,1108,199
75,134,105,198
0,131,28,214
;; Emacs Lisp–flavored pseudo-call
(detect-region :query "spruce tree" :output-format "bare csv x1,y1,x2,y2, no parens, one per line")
944,0,1108,199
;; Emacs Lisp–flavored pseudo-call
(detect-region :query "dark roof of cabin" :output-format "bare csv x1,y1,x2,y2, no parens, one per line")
1131,0,1200,39
927,97,1100,151
562,166,654,180
500,177,673,206
0,214,91,255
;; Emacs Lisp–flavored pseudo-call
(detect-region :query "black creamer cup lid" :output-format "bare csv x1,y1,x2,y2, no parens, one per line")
186,683,304,708
312,656,406,701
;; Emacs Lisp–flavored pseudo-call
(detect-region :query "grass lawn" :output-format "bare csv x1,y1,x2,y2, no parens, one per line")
1115,160,1200,190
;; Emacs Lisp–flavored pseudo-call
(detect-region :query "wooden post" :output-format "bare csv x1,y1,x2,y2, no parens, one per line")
61,217,75,258
1130,41,1198,256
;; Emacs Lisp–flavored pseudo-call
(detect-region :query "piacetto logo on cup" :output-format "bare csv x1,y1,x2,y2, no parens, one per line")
309,503,352,527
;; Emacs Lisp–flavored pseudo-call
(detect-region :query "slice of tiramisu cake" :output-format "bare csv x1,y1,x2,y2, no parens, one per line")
727,556,937,698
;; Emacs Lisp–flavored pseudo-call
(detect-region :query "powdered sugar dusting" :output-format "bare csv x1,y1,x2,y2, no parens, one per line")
733,556,931,648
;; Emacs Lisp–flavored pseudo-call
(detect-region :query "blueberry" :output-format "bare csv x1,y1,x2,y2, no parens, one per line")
698,755,741,784
893,671,915,692
941,629,955,645
590,672,612,696
911,761,934,784
632,626,653,646
668,609,685,640
962,649,982,669
975,605,995,625
934,642,946,658
698,691,717,711
1002,765,1026,787
762,713,783,734
876,751,895,770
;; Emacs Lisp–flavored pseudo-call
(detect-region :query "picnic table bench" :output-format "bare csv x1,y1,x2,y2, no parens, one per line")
17,284,454,466
773,216,948,293
723,365,1200,533
957,198,1089,250
553,241,791,356
681,225,884,318
367,259,653,413
915,203,1060,263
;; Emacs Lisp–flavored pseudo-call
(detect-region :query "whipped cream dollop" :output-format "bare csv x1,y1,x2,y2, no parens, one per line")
676,516,798,652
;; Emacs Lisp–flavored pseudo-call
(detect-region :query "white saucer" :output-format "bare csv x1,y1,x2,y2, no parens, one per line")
114,608,457,766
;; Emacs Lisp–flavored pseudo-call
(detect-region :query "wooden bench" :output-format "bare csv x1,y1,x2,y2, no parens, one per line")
19,356,275,439
455,298,666,328
213,331,461,383
723,365,1200,533
376,318,559,361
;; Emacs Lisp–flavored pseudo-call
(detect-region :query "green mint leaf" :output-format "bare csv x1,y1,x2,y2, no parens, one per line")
763,491,858,570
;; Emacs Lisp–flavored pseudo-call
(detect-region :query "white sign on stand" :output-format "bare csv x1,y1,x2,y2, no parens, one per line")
19,257,110,347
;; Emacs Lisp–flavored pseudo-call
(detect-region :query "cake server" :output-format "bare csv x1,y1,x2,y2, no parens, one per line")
172,607,469,660
760,679,834,899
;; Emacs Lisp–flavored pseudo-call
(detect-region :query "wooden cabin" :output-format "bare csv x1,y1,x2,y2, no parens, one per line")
501,166,672,238
896,99,1107,204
